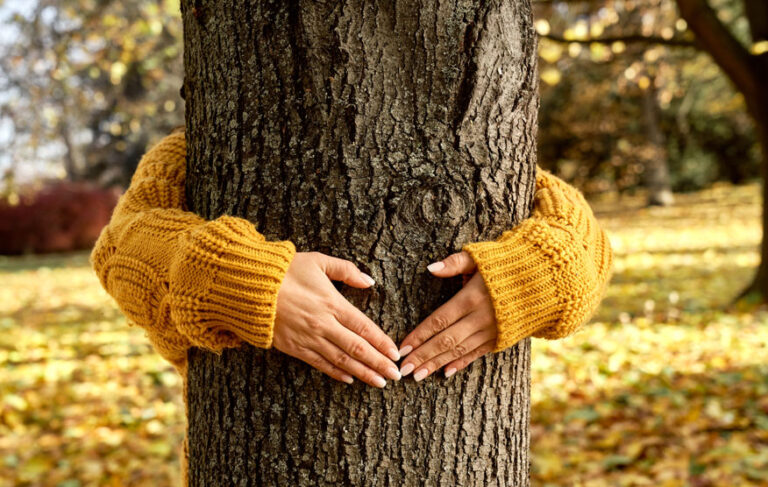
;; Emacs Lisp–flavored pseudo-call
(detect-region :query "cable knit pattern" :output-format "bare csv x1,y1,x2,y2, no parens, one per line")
90,131,296,372
92,133,612,363
462,169,613,352
91,133,611,483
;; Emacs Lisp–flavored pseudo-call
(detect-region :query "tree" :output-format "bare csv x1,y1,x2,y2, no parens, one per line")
673,0,768,300
535,0,768,299
0,0,183,188
181,1,539,485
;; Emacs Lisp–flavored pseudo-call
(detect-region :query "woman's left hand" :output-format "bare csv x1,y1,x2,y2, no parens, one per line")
398,251,498,381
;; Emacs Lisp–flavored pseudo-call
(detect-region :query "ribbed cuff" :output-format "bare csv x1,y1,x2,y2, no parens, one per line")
169,216,296,351
462,222,561,352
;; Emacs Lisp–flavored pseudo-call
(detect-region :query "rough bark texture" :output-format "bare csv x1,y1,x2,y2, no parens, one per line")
181,1,539,485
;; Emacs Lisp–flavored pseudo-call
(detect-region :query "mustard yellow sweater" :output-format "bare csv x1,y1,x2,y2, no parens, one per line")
91,132,611,481
92,131,612,368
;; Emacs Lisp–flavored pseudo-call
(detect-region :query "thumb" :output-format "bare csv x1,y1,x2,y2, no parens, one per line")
318,254,376,288
427,251,477,277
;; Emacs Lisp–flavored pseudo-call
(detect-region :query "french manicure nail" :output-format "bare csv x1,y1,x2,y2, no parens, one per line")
400,363,415,376
341,374,354,384
413,369,428,381
361,272,376,286
445,367,457,378
373,375,387,388
388,348,400,361
398,345,413,357
427,261,445,273
387,366,402,380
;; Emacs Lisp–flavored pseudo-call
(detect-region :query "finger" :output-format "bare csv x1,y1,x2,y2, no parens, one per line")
299,349,355,384
323,320,400,381
443,340,496,378
317,337,391,388
462,273,472,287
398,286,476,357
317,253,376,288
426,251,476,278
334,298,400,361
412,327,496,381
399,312,486,379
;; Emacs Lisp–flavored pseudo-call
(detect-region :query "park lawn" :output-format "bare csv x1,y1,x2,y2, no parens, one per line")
1,182,767,486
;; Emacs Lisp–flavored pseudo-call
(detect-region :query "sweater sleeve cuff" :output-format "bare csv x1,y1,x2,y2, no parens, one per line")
168,215,296,351
462,222,562,353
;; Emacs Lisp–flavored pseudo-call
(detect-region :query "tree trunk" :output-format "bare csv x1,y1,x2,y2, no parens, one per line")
641,73,674,207
181,1,539,485
741,106,768,300
674,0,768,301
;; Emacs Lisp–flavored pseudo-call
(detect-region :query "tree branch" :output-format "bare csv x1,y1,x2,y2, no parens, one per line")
744,0,768,42
541,33,696,48
675,0,759,104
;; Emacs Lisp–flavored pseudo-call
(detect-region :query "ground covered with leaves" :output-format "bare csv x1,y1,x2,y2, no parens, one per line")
1,183,767,486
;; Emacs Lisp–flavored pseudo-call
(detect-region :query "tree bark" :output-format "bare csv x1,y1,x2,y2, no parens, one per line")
181,1,539,485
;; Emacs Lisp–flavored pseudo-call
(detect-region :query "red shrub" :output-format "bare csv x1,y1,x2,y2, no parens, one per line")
0,182,119,255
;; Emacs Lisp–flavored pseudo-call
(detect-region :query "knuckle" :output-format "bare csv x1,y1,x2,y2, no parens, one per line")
465,291,483,307
333,352,351,367
349,340,366,358
347,316,366,336
344,261,358,274
454,343,468,358
376,334,391,351
438,334,457,351
308,355,325,369
355,319,371,335
473,346,491,360
324,296,340,314
307,316,324,331
430,315,450,334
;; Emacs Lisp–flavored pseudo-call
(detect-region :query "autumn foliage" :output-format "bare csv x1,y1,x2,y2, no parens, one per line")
1,182,767,485
0,183,118,255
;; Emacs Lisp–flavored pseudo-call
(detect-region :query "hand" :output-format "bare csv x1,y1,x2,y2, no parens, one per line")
397,251,497,381
272,251,401,388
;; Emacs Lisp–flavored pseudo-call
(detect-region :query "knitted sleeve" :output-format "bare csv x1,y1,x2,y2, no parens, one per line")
90,131,296,370
462,169,613,352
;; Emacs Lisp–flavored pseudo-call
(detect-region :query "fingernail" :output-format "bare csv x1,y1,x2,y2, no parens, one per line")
413,369,428,381
373,375,387,388
342,374,354,384
400,363,415,376
398,345,413,357
387,365,401,380
445,367,457,378
388,347,400,361
427,261,445,273
361,272,376,286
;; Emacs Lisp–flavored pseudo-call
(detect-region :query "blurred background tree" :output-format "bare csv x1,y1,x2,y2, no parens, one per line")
2,1,768,485
0,0,183,190
0,0,765,294
534,0,766,299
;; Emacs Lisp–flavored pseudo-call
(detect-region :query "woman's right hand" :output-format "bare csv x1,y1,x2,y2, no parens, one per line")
272,251,401,388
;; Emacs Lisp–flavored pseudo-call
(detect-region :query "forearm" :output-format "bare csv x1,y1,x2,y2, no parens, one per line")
91,132,295,367
462,168,613,352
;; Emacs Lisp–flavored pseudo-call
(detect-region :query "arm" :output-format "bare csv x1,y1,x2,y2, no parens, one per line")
90,131,296,371
92,131,401,388
397,168,613,379
462,169,613,351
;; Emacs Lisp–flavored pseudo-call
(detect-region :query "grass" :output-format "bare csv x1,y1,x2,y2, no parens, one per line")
1,182,767,486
